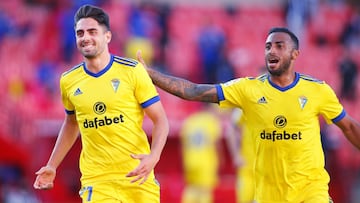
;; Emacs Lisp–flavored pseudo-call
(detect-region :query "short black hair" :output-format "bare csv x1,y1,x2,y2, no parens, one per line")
74,4,110,30
268,27,299,50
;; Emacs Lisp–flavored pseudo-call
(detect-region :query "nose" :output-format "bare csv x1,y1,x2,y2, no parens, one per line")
79,33,92,46
82,32,91,41
265,46,277,59
268,45,276,54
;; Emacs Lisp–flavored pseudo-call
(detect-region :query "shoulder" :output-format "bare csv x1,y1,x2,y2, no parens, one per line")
113,55,139,68
297,73,334,91
243,73,268,83
297,73,336,95
222,73,268,86
255,73,268,82
61,63,84,80
298,73,325,84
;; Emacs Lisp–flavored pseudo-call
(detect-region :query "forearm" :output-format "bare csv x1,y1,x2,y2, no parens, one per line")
47,120,79,169
148,69,219,103
149,120,169,162
337,115,360,150
344,119,360,150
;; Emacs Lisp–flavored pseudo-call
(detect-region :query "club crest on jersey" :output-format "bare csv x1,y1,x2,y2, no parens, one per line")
298,96,307,110
111,79,120,92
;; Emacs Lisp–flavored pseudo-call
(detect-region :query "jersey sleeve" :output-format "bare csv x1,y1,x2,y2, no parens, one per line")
133,63,160,108
319,82,346,124
218,78,246,109
60,74,75,114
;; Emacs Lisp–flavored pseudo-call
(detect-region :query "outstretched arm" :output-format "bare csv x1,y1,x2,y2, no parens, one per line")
137,50,219,103
335,114,360,150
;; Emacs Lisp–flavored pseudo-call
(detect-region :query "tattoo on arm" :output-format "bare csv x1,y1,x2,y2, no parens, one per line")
149,69,219,103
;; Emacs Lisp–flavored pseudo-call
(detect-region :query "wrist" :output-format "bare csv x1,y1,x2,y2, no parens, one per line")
45,164,57,172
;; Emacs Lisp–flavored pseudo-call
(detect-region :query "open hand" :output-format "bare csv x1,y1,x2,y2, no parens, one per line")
33,166,56,190
126,153,158,185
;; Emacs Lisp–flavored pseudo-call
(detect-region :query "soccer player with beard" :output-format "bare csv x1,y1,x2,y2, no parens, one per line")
137,27,360,203
33,4,169,203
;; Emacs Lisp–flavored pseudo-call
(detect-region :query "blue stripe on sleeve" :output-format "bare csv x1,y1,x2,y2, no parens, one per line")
216,84,225,101
141,95,160,108
65,109,75,115
332,109,346,123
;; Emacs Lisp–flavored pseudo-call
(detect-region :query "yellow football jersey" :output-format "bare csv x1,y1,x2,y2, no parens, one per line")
231,109,256,203
217,72,345,202
180,108,222,188
60,55,160,184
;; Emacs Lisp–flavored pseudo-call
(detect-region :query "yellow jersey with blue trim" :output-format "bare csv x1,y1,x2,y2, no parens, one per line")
216,72,345,202
60,55,160,184
180,110,222,187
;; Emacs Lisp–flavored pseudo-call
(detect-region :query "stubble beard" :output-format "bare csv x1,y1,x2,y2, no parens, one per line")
266,58,291,77
81,49,97,59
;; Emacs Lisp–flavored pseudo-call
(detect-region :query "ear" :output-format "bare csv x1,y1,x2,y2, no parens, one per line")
106,30,112,43
291,49,299,60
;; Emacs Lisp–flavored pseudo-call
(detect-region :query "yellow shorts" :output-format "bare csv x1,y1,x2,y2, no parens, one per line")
79,178,160,203
256,178,330,203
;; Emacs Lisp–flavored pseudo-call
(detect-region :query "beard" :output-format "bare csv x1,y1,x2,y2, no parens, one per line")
77,43,98,59
79,48,97,59
266,57,291,77
83,53,96,59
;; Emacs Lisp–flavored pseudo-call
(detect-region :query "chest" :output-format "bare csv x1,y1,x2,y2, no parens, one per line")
243,87,320,128
68,75,137,114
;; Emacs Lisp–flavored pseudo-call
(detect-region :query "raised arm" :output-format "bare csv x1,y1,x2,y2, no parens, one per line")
137,50,219,103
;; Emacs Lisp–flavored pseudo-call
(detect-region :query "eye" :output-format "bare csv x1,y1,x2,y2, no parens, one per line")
76,31,84,37
276,43,285,49
265,44,271,50
89,29,98,36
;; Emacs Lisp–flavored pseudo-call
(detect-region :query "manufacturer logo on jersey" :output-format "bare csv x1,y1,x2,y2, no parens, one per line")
257,96,267,104
298,96,307,110
111,78,120,93
74,88,83,96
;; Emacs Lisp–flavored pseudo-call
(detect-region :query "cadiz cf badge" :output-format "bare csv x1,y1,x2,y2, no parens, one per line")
111,79,120,93
298,96,307,110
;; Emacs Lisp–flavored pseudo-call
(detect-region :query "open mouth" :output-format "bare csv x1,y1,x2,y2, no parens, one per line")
268,58,279,66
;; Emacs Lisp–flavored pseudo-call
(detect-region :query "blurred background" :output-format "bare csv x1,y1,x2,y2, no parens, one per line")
0,0,360,202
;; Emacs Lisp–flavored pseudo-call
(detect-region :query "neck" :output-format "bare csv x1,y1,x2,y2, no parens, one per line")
269,71,296,87
85,52,111,73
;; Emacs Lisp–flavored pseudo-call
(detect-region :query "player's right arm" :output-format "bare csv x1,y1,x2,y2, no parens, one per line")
33,113,79,190
137,50,219,103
